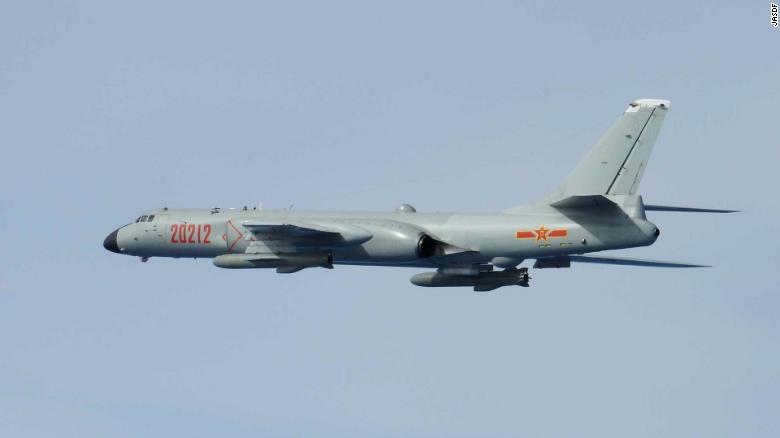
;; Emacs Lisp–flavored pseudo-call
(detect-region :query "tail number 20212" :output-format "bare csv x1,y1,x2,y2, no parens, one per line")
170,224,212,244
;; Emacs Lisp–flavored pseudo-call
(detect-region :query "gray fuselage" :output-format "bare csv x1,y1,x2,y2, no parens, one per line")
105,204,659,268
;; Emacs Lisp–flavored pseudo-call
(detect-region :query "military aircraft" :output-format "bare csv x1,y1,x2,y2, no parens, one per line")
104,99,735,291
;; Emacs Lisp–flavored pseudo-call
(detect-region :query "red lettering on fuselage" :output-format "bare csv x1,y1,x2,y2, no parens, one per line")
169,223,213,245
203,224,212,244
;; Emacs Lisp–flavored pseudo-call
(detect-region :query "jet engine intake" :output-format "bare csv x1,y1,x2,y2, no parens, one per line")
416,234,438,258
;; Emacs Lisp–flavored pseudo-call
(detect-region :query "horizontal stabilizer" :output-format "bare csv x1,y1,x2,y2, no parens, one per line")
644,204,739,213
549,195,617,209
568,255,710,268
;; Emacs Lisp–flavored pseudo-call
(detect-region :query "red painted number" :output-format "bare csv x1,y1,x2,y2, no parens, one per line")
170,224,213,244
203,224,212,244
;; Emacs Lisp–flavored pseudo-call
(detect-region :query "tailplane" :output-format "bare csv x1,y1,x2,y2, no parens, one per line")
546,99,670,201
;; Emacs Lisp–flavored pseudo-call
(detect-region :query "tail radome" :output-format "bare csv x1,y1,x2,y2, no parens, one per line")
546,99,670,201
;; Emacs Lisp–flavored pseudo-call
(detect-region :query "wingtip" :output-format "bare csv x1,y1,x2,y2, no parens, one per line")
567,255,713,268
700,210,738,214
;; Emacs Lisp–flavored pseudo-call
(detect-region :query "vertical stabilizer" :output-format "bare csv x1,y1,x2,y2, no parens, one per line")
546,99,670,201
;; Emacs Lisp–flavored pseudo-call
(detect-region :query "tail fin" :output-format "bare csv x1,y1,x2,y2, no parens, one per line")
546,99,670,201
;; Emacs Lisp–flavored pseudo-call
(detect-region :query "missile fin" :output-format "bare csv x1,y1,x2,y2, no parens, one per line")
474,284,503,292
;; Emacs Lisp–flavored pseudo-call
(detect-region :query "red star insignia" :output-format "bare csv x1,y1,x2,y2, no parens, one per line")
534,225,549,242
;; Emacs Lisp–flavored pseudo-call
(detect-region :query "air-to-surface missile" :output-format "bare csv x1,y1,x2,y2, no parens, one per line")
410,268,530,291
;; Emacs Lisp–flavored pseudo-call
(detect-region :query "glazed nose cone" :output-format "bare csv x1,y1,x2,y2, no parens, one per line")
103,229,120,253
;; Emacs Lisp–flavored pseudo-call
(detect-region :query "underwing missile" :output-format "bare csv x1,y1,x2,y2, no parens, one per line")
410,268,530,291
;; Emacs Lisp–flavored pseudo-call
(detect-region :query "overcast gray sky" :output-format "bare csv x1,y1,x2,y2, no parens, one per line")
1,1,778,436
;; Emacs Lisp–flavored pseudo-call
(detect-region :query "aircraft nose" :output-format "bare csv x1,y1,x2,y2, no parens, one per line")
103,229,120,253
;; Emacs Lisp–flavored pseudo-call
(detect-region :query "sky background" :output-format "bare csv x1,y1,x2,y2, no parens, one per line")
1,1,778,436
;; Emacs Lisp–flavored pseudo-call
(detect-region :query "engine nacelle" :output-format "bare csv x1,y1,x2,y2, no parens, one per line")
335,220,443,262
213,253,332,269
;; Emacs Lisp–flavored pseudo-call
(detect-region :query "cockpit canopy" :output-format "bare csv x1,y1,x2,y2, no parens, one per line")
134,214,156,223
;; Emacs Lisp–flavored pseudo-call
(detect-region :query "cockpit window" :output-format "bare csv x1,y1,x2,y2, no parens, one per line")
147,215,155,222
135,216,143,223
